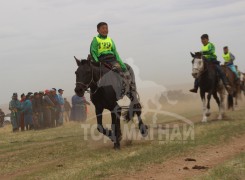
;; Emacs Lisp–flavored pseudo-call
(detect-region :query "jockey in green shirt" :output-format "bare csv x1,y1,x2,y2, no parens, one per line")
90,22,127,72
223,46,239,80
190,34,231,93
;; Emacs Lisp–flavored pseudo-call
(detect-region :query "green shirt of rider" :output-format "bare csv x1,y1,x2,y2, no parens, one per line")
90,22,127,72
201,34,217,61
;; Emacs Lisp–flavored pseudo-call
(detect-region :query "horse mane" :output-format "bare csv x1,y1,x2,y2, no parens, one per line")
190,52,202,62
194,52,202,58
79,59,101,67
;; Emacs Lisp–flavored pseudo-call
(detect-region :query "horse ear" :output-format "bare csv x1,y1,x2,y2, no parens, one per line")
190,52,195,58
74,56,81,66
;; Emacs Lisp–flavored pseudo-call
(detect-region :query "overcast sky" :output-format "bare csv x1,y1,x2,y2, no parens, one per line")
1,0,245,104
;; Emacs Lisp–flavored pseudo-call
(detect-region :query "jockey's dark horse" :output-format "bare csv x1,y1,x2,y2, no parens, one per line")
74,57,148,149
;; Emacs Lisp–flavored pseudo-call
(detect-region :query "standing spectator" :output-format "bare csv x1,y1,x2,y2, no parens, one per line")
43,90,55,128
49,89,59,127
27,92,33,100
52,88,60,126
9,93,21,132
70,95,90,122
82,96,90,121
22,94,33,130
38,91,44,128
19,94,26,131
32,92,41,129
57,89,65,126
0,109,5,127
64,98,71,122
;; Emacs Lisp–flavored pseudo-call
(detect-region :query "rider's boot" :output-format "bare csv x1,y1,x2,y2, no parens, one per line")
190,79,198,93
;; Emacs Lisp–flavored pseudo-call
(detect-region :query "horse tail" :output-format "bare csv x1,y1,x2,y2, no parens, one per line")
227,94,233,110
123,63,142,122
123,108,135,122
123,103,142,122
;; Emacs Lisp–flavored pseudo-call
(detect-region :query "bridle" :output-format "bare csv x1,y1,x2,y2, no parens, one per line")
76,61,102,95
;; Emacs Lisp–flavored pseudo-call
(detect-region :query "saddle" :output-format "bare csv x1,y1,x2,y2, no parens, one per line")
97,59,133,100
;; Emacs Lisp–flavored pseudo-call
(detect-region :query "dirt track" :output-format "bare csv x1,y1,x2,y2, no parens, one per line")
112,132,245,180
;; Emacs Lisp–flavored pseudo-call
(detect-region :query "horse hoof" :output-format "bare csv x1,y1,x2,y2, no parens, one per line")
109,135,116,143
205,110,211,117
113,144,120,150
201,117,207,123
139,124,148,137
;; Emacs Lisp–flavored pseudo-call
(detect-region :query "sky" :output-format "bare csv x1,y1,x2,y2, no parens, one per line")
0,0,245,104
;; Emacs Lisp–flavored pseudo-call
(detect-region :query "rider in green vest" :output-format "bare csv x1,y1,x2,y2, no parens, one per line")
190,34,231,93
223,46,239,80
90,22,127,72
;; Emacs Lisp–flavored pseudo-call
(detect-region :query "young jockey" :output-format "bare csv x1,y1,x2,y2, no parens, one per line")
223,46,240,80
190,34,231,93
90,22,127,72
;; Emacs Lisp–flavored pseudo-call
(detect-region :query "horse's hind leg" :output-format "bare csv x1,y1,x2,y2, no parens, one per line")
213,92,222,120
200,92,207,122
111,104,122,149
227,93,234,111
126,91,148,137
135,103,148,137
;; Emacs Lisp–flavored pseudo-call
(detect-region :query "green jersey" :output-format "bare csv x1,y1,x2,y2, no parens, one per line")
90,34,127,71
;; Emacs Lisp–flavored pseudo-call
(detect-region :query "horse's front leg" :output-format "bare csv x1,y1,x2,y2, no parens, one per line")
206,93,212,117
96,107,112,138
111,105,122,150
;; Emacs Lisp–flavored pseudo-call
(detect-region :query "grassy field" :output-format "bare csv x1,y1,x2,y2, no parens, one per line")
0,100,245,179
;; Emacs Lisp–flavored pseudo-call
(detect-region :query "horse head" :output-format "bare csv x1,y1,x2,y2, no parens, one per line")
191,52,204,78
74,56,93,97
